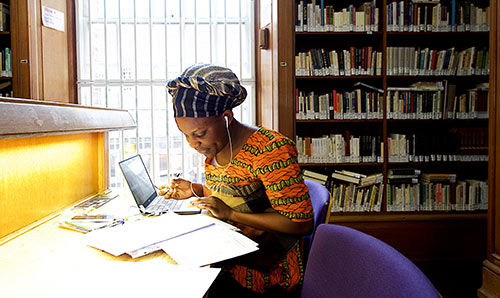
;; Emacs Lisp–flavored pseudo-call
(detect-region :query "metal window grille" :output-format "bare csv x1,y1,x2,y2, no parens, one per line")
76,0,255,188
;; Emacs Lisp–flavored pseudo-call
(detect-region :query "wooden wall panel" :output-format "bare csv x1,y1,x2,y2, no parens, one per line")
256,0,295,138
479,0,500,295
40,0,70,102
274,0,295,139
10,0,76,102
336,218,487,262
0,133,103,239
256,0,275,129
10,0,32,99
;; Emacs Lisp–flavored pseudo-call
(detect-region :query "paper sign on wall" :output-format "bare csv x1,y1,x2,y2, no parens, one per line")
42,6,65,32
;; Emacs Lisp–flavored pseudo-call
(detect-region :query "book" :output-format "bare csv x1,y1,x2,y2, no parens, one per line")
331,172,361,184
388,168,421,176
303,169,329,185
59,218,123,233
353,82,384,93
359,173,383,187
71,193,118,212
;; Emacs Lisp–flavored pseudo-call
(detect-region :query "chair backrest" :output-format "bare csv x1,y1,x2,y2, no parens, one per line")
303,179,330,257
301,224,440,298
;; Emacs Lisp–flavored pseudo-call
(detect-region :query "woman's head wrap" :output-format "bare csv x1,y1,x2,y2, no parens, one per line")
166,64,247,117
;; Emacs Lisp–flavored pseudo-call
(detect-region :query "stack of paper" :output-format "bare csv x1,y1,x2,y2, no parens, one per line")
86,213,260,266
86,213,215,256
160,223,259,267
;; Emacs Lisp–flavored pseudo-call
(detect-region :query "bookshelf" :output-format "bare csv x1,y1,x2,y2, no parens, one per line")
0,0,11,97
9,0,77,102
292,0,489,216
255,0,491,295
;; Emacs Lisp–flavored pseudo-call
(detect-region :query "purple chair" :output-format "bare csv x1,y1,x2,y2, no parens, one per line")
301,224,441,298
303,179,331,258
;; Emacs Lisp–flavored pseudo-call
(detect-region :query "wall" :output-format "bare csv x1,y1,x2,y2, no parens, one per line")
0,132,104,239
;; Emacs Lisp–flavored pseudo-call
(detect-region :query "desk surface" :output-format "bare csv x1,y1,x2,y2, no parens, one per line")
0,193,218,298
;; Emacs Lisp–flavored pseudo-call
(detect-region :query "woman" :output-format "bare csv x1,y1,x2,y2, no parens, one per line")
160,64,314,297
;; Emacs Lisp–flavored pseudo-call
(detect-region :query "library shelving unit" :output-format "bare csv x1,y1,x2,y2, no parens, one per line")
0,0,11,96
288,0,490,295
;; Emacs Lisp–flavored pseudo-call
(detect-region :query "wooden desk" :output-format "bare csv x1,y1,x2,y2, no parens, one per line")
0,193,183,298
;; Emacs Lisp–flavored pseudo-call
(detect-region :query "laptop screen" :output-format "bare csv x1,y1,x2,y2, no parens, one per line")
119,155,157,207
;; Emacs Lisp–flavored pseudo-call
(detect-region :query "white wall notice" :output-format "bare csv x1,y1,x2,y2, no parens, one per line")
42,6,65,32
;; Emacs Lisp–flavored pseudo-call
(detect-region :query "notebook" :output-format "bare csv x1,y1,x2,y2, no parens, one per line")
119,154,201,215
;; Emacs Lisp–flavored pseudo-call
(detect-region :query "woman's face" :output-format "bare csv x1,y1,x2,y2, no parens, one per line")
175,115,227,159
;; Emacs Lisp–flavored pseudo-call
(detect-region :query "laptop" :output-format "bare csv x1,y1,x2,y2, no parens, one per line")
119,154,201,215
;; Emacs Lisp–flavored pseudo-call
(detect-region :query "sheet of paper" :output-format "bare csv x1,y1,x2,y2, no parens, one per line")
125,215,242,258
160,224,259,267
17,260,221,298
41,6,65,32
86,213,214,256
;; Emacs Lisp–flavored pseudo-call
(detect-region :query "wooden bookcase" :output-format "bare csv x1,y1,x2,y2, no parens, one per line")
256,0,491,295
10,0,77,102
0,0,11,97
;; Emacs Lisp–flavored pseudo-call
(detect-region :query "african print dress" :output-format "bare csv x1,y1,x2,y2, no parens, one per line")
202,126,314,294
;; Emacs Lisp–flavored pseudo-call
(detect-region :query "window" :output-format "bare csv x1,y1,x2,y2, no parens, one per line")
76,0,255,189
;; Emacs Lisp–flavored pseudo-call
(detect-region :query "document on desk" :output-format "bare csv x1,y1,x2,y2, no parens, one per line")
37,260,221,298
160,224,259,267
86,213,214,256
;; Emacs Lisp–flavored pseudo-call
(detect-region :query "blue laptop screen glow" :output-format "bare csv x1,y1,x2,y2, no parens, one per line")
119,155,157,206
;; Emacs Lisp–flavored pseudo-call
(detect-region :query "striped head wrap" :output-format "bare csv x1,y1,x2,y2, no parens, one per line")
166,64,247,117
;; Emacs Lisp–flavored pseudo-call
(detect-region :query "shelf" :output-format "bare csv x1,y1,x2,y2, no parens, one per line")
296,31,383,36
387,31,489,36
387,118,488,123
387,75,489,79
296,75,382,80
387,160,488,165
300,162,383,167
297,119,383,123
329,212,487,223
0,98,136,139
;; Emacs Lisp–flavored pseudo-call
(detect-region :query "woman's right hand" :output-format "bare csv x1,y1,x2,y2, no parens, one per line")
158,178,194,200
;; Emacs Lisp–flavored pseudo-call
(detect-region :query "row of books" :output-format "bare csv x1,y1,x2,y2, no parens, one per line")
296,47,383,76
296,86,384,120
386,46,489,76
313,168,488,212
386,82,489,120
387,0,489,32
0,3,9,32
387,130,488,163
386,181,488,211
0,48,12,78
302,169,384,212
295,1,380,32
386,170,487,211
296,134,383,164
296,129,487,164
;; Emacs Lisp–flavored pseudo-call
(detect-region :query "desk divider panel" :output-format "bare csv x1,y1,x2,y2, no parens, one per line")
0,132,103,239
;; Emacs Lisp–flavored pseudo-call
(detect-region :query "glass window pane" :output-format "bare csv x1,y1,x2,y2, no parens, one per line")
152,25,166,80
106,23,120,80
121,24,136,80
136,24,151,80
107,86,121,108
92,86,106,107
182,24,196,68
196,24,211,63
91,24,105,80
79,86,91,106
166,25,181,78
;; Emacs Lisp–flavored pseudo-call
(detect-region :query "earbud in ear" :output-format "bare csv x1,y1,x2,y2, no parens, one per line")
224,115,229,128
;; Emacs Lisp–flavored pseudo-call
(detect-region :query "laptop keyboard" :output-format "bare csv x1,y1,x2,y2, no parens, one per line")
149,198,184,213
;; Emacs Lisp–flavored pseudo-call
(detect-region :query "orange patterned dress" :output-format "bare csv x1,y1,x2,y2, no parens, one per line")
202,126,314,294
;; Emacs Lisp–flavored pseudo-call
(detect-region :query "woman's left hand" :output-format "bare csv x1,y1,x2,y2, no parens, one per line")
189,197,233,221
